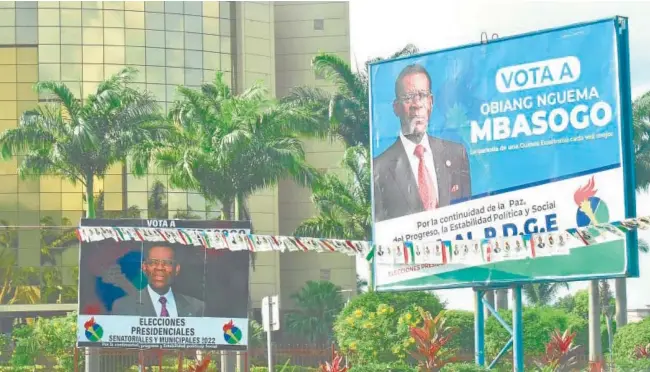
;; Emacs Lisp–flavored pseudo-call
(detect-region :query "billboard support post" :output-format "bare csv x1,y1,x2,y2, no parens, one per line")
266,296,275,372
474,289,485,366
512,286,524,372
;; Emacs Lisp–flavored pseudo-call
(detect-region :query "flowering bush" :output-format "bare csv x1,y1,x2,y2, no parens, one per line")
333,291,444,365
533,329,582,372
407,308,458,371
635,343,650,359
334,303,425,364
319,351,348,372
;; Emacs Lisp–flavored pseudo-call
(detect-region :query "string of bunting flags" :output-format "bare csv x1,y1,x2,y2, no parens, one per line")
370,215,650,266
75,215,649,263
75,225,370,256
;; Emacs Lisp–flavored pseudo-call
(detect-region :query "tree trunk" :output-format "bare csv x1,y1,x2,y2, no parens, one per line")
496,289,508,310
615,277,628,327
588,280,603,363
83,174,99,371
221,200,234,220
605,314,614,354
85,176,95,218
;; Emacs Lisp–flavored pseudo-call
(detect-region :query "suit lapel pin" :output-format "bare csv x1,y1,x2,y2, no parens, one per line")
451,184,459,192
445,160,451,167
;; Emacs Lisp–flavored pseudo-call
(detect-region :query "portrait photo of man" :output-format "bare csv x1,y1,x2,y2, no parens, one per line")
112,244,205,317
373,63,472,222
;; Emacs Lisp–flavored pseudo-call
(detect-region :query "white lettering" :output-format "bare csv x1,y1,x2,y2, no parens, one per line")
496,56,581,93
470,101,613,143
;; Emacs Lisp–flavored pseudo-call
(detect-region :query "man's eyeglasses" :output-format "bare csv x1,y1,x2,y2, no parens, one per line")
397,91,432,103
145,259,175,267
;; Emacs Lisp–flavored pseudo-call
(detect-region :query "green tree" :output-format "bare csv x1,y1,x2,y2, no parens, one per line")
522,282,569,306
9,312,79,370
283,44,420,148
0,67,166,218
295,145,371,240
443,310,475,355
612,316,650,362
147,71,319,220
613,90,650,332
485,306,587,368
284,280,345,343
555,288,615,353
633,90,650,190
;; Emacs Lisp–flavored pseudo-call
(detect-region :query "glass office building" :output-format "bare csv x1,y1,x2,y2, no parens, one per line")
0,1,354,314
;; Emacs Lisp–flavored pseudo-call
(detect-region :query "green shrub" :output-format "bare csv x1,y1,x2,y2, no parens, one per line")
441,362,490,372
0,367,47,371
485,306,587,363
612,317,650,362
444,310,474,355
9,323,37,367
612,357,650,372
334,291,444,364
348,362,417,372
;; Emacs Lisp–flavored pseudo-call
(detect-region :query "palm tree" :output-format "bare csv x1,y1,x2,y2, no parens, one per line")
633,91,650,190
295,145,371,241
0,67,166,219
282,44,420,148
284,280,345,343
146,71,320,220
522,282,569,306
611,90,650,329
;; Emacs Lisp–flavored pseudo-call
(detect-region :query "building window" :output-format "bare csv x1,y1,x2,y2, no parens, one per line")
313,19,324,31
320,269,331,281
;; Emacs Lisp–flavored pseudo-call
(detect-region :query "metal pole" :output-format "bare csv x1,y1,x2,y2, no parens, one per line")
267,297,274,372
474,289,485,366
512,286,524,372
588,280,603,364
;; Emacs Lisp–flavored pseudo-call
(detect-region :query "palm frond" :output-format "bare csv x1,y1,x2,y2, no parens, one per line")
313,53,368,111
633,90,650,191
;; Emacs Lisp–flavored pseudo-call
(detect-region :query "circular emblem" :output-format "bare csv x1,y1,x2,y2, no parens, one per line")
84,318,104,342
576,197,609,227
223,320,243,345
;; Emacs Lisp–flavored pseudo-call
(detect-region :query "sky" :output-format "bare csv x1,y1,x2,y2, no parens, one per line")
350,0,650,310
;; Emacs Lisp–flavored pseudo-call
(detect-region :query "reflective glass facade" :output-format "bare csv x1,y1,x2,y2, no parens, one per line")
0,1,234,304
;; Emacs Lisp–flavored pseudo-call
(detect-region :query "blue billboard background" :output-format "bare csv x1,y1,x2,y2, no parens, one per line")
370,20,621,197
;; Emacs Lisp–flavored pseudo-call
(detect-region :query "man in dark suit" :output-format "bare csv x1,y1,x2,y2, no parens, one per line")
112,244,204,317
373,63,471,222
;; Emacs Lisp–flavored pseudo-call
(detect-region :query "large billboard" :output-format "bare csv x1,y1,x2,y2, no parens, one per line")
369,17,637,291
76,218,250,350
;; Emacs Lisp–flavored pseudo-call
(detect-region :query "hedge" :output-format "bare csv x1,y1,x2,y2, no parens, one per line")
612,316,650,362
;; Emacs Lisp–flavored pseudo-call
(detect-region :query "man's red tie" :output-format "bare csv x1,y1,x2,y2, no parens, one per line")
159,296,170,317
414,144,437,210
